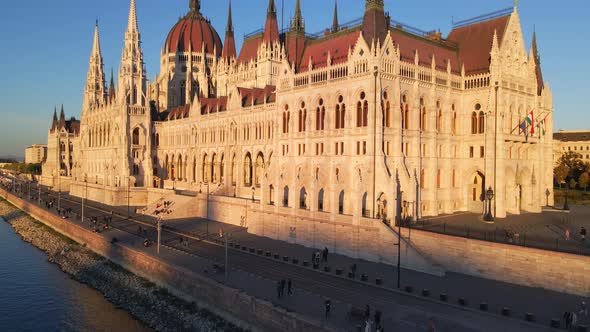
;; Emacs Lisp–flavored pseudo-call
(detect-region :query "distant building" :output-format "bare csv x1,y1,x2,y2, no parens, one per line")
25,144,47,164
553,130,590,165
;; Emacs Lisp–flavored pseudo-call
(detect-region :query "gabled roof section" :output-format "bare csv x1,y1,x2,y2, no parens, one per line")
299,31,361,72
237,34,262,65
166,104,190,121
390,28,460,72
200,96,228,115
238,85,276,107
448,13,510,74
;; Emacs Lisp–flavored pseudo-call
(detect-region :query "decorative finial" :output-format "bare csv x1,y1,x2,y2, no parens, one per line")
514,0,518,9
189,0,200,12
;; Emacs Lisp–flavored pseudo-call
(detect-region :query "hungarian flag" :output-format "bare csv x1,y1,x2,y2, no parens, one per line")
525,111,534,135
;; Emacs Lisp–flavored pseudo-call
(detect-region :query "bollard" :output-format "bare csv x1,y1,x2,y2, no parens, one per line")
303,261,310,267
524,313,535,322
404,286,413,293
265,251,271,257
257,249,263,255
241,246,247,251
421,289,430,297
550,318,560,328
292,258,299,264
501,307,511,316
361,274,368,282
335,268,342,275
458,298,467,306
479,303,488,311
273,254,280,259
348,272,354,278
249,248,255,253
324,266,331,273
375,278,383,286
439,293,448,302
283,256,289,262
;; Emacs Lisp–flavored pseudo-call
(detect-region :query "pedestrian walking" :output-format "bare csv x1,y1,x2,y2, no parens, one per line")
374,310,382,327
276,280,282,299
581,227,587,242
323,247,329,262
281,279,286,297
364,319,372,332
428,317,436,332
364,304,371,320
566,228,571,241
287,279,292,295
324,299,331,319
352,263,357,278
581,301,588,317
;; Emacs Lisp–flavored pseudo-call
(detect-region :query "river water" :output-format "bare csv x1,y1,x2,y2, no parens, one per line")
0,218,151,332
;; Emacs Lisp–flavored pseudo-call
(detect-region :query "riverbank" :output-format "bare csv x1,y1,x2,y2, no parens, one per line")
0,199,246,332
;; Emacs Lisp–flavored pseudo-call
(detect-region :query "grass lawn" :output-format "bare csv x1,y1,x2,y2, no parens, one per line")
554,187,590,205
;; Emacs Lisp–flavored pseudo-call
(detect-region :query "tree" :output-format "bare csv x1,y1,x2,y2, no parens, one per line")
558,151,590,182
554,163,569,188
579,172,590,191
569,178,578,190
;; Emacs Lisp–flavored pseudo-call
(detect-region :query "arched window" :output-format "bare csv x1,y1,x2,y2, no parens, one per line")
298,101,306,132
451,104,457,135
362,192,368,217
471,112,478,134
356,92,368,127
201,154,208,182
420,169,425,189
283,186,289,207
179,80,186,106
299,187,307,209
419,98,426,131
243,153,252,186
219,154,225,183
478,111,485,134
318,189,324,211
335,95,345,129
132,128,140,145
382,91,391,128
177,155,183,181
316,98,325,131
210,153,217,183
282,104,290,134
436,100,442,132
255,152,264,187
437,169,441,189
338,191,345,214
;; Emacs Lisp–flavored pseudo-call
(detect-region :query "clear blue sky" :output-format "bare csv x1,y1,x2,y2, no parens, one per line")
0,0,587,159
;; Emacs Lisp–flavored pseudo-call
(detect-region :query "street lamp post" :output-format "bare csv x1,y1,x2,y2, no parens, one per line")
157,215,162,254
206,182,210,238
564,184,570,211
545,188,550,207
483,187,495,222
127,177,131,219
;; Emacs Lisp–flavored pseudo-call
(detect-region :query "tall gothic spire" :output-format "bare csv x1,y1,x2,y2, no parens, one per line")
108,68,116,102
59,105,66,128
363,0,388,44
84,20,106,110
290,0,304,33
332,0,339,33
221,1,236,60
127,0,138,33
51,107,58,131
263,0,279,45
119,0,146,106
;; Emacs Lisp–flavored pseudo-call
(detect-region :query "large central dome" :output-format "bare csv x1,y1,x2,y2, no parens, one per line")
164,0,222,56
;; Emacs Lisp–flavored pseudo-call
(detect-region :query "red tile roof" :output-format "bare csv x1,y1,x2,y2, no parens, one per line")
237,35,262,65
238,85,276,107
299,31,361,72
390,29,460,72
167,104,190,120
200,96,228,115
165,13,222,57
447,15,510,74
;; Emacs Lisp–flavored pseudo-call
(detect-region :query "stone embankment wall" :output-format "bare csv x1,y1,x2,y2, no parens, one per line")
0,200,243,332
172,193,442,275
400,228,590,297
0,189,332,332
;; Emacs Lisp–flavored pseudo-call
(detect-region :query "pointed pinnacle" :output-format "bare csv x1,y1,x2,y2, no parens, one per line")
226,0,234,33
91,20,102,57
127,0,138,32
332,0,339,33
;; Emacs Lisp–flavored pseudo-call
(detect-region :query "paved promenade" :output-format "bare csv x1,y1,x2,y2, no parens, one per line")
3,179,588,331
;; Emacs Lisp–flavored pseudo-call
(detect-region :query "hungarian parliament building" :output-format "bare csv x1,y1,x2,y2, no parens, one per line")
41,0,554,223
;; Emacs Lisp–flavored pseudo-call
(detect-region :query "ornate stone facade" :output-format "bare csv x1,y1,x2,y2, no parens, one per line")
42,0,554,219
